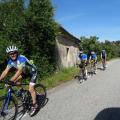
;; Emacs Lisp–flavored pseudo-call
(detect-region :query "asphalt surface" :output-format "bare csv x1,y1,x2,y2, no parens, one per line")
18,59,120,120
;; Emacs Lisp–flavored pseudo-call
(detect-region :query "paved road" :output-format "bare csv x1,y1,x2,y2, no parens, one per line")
19,59,120,120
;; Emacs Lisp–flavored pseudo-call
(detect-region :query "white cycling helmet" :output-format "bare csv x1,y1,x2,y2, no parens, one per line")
91,51,95,54
6,45,18,53
79,50,83,54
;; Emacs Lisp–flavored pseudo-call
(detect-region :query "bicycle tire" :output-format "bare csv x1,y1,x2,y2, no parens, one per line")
0,96,18,120
35,84,47,106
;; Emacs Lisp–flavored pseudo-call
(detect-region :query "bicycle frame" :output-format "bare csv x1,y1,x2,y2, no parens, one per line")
1,86,13,113
80,61,87,79
90,60,97,70
0,81,47,118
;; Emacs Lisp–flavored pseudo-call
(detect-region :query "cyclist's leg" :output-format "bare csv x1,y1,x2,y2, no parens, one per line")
29,72,37,104
90,60,94,74
94,60,97,73
85,67,87,77
79,62,85,81
104,58,107,67
101,58,104,68
29,72,38,116
29,84,36,105
83,62,88,79
80,63,83,76
102,58,106,68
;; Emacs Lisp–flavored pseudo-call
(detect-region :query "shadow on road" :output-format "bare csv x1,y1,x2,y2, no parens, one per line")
97,67,105,71
87,71,96,76
74,75,87,83
94,107,120,120
17,95,49,119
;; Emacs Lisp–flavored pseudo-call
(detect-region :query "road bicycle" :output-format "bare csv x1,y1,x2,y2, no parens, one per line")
0,80,47,120
89,59,97,75
75,61,88,83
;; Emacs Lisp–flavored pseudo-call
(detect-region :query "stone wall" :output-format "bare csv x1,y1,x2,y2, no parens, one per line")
56,36,79,68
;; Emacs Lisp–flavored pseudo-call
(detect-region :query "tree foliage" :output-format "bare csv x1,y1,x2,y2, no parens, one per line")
0,0,58,78
79,36,120,60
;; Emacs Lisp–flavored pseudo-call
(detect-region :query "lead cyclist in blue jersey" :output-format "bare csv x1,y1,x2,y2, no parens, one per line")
78,50,88,80
0,45,38,116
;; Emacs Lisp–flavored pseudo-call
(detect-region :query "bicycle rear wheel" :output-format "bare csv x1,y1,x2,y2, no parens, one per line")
0,96,18,120
35,84,47,106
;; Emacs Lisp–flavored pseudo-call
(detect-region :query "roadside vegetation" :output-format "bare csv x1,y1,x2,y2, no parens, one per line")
0,0,120,90
79,36,120,61
41,67,79,89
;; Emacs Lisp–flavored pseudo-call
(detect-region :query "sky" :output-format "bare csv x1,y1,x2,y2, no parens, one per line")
51,0,120,41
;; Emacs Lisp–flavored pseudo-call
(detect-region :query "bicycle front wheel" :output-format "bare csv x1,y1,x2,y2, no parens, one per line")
35,84,47,106
0,96,18,120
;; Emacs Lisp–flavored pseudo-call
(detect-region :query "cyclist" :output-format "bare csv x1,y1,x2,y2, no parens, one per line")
78,49,88,80
89,51,97,74
101,49,107,69
0,45,38,116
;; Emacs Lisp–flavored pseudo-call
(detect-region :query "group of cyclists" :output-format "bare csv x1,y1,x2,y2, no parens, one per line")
78,48,107,80
0,45,107,118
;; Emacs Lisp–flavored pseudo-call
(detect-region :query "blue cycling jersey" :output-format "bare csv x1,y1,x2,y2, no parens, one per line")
7,55,37,74
79,53,87,61
90,53,97,60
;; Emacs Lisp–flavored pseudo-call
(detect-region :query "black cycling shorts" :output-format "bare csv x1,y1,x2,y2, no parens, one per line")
102,56,106,59
79,61,87,68
21,71,37,83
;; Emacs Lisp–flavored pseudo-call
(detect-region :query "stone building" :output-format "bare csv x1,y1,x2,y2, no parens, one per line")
56,26,80,68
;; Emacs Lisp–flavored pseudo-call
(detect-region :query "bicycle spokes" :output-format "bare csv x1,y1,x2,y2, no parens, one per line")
0,96,17,120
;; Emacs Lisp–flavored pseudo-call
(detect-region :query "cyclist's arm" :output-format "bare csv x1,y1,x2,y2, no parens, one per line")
10,67,23,82
10,62,25,82
0,66,10,81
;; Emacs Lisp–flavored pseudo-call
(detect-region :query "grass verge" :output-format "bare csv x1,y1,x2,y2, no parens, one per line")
40,67,79,89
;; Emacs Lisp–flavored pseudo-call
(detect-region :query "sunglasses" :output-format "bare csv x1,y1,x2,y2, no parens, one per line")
9,52,16,56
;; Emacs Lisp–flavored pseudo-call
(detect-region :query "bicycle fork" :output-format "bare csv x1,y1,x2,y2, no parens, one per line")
1,89,12,115
82,67,87,79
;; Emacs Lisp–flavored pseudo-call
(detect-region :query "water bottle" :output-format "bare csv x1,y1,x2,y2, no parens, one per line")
17,88,23,97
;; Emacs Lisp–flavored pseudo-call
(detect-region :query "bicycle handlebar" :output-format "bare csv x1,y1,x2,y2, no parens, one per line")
0,80,29,86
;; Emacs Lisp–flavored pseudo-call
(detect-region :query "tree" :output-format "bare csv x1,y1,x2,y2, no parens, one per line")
0,0,58,78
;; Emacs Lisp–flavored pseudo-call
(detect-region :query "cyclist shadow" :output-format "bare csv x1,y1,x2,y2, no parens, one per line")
97,67,105,71
88,71,95,76
74,75,87,83
94,107,120,120
36,94,49,111
17,95,49,119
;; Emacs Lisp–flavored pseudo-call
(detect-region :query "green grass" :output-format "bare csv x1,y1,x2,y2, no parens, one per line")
40,67,79,89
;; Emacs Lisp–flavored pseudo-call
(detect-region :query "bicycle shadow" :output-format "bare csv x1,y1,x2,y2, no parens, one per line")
74,75,87,83
97,67,105,71
88,71,96,76
17,95,49,119
74,75,83,83
94,107,120,120
37,94,49,109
